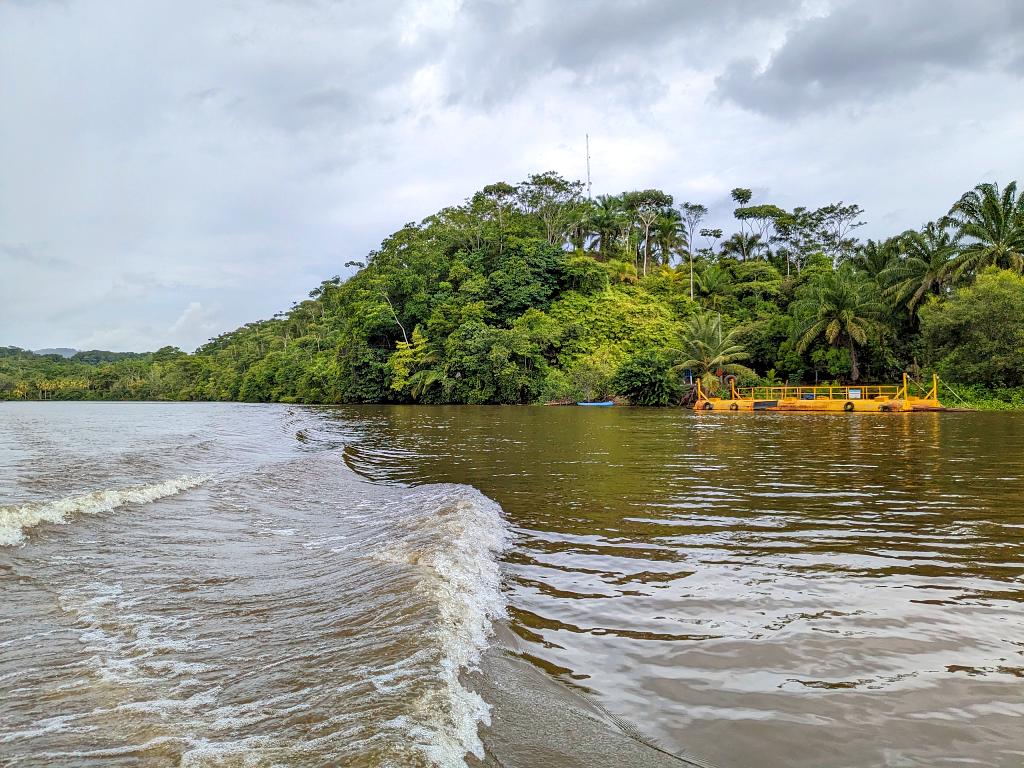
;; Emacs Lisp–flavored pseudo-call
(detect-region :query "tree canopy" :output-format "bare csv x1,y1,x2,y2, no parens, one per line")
4,176,1023,407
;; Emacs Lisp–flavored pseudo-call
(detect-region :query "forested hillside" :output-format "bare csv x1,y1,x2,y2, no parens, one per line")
4,174,1024,408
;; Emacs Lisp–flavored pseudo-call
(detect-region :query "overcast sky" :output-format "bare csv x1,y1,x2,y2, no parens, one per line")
3,0,1022,352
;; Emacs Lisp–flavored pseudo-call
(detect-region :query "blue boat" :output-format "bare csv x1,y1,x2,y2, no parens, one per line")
576,400,614,406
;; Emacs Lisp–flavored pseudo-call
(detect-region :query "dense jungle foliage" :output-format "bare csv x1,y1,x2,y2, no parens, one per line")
4,174,1024,408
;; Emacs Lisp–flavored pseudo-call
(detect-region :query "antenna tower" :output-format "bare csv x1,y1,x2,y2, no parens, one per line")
585,133,592,200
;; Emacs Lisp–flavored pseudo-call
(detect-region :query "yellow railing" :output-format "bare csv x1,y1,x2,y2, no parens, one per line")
733,384,900,401
695,374,940,402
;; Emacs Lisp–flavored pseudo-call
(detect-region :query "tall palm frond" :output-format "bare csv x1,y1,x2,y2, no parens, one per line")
792,265,884,382
694,265,733,310
587,195,626,260
879,221,958,316
853,237,899,280
669,311,753,391
407,368,443,400
946,181,1024,279
651,207,686,266
720,232,764,261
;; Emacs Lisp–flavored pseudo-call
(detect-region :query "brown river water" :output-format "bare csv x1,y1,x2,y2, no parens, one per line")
1,402,1022,767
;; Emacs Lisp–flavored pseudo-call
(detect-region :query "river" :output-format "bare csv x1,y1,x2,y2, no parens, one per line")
1,402,1022,767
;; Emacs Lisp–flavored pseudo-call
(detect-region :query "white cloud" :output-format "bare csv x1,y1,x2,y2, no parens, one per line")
2,0,1022,351
167,301,222,348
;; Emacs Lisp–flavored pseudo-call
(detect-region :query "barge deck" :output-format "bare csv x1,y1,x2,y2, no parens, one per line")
694,374,944,413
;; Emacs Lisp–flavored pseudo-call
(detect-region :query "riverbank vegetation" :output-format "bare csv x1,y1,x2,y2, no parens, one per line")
4,176,1024,407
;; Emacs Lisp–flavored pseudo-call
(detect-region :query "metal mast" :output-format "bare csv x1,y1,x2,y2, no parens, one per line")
585,133,592,200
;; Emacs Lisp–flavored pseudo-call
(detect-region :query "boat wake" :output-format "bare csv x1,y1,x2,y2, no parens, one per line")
0,475,207,547
0,440,511,767
370,485,510,765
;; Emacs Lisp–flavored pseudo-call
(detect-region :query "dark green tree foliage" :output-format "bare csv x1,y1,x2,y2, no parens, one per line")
3,177,1024,405
72,350,148,364
879,223,958,318
792,265,884,382
919,268,1024,388
612,350,683,406
946,182,1024,278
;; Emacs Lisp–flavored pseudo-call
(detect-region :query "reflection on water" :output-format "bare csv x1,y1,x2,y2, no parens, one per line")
334,407,1024,768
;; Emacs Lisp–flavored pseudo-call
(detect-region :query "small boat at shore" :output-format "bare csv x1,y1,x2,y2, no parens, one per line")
577,400,614,407
694,374,944,413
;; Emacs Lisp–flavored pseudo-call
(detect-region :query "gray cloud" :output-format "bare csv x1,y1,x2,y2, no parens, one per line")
438,0,801,107
2,0,1022,351
1,243,69,270
716,0,1024,118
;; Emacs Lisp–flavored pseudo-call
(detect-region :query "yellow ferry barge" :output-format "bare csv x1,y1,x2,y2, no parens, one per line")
694,374,944,413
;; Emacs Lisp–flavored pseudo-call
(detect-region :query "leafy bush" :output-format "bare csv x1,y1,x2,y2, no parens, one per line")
562,255,610,295
920,268,1024,388
940,383,1024,411
612,350,683,406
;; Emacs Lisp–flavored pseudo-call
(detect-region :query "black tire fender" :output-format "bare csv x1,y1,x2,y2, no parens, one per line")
729,402,739,411
702,401,714,411
844,401,855,412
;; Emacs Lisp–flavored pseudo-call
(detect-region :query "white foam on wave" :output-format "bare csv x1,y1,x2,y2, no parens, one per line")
0,475,207,546
57,581,204,693
372,485,510,767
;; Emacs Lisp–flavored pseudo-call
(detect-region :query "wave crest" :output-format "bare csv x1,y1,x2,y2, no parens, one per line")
372,485,510,766
0,476,207,547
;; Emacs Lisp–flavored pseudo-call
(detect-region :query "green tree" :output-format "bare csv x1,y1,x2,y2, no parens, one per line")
669,311,753,393
772,207,819,275
730,188,752,206
879,222,958,317
623,189,674,276
588,195,625,259
816,203,866,266
853,237,899,281
651,207,686,266
947,181,1024,279
562,255,610,294
734,203,787,257
920,268,1024,388
793,266,883,382
720,232,763,262
517,171,585,245
612,350,682,406
388,327,438,399
694,264,734,310
678,202,708,299
698,227,723,254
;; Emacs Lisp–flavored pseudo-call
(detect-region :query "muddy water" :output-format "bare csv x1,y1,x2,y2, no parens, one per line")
2,403,1022,767
338,406,1024,768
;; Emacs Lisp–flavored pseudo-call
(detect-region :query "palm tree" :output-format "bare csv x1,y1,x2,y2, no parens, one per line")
853,237,899,281
565,200,595,252
651,207,686,266
879,222,958,317
720,232,763,261
669,311,753,393
946,181,1024,279
587,195,625,260
407,367,443,400
694,264,733,310
792,265,883,382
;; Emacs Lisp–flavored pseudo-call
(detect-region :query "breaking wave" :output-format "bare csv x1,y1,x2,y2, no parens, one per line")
0,476,207,547
372,485,511,766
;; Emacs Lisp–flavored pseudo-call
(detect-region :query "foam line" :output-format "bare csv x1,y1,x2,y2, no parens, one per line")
0,476,207,546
